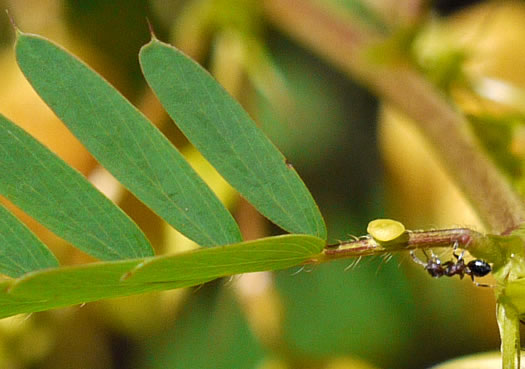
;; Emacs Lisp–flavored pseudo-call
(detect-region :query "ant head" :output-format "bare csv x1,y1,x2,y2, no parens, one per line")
467,259,492,277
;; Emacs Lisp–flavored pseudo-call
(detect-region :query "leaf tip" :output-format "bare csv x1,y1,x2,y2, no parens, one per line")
5,9,22,36
145,17,158,41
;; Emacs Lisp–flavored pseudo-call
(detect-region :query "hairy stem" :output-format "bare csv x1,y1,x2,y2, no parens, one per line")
263,0,525,233
317,227,483,263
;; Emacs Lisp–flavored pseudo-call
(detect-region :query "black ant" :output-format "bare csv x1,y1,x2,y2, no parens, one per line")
410,243,492,287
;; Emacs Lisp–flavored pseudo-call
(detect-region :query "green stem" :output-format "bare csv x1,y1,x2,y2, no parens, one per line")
497,299,521,369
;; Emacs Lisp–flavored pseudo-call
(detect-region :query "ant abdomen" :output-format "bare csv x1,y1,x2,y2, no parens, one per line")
467,259,492,278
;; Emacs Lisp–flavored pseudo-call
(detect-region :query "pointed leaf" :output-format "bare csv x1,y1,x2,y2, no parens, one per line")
15,32,242,247
0,113,152,260
0,203,58,277
0,234,323,318
140,38,327,240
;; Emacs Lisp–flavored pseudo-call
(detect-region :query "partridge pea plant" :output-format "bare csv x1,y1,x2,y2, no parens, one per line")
2,4,525,367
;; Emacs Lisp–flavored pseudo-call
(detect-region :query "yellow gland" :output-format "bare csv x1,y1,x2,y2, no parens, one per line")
367,219,406,243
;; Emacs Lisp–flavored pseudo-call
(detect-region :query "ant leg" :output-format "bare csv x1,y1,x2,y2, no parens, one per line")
426,249,444,265
471,273,494,288
451,242,466,262
452,241,458,255
426,249,443,264
472,280,494,288
410,250,427,266
423,249,437,262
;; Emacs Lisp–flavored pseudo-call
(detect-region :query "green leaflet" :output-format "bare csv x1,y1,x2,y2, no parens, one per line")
0,234,324,319
15,32,242,247
0,203,58,277
0,264,211,319
139,38,327,240
123,234,324,283
0,113,153,260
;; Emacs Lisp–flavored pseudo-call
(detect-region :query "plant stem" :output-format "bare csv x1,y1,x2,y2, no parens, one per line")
263,0,525,234
497,300,521,369
317,227,482,263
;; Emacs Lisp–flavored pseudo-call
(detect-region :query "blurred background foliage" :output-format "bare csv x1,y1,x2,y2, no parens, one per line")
0,0,523,368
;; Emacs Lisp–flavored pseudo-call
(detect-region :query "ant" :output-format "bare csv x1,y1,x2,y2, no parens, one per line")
410,243,492,287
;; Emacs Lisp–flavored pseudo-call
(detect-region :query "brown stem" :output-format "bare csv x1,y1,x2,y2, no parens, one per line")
263,0,525,233
318,228,483,263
